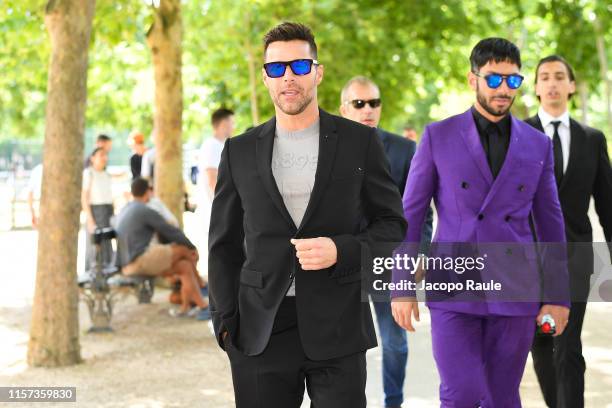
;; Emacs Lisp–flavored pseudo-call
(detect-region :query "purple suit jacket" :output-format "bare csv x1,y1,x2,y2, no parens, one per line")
392,109,569,316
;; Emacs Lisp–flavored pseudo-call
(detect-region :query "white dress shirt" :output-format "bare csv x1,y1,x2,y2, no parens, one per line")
538,107,571,174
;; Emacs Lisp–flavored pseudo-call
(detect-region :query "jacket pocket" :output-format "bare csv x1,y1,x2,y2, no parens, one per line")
337,271,363,284
240,268,263,288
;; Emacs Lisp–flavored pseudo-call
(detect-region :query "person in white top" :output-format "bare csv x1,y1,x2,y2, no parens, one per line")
194,108,235,271
82,147,115,270
198,108,235,200
140,129,157,182
148,194,179,227
27,163,43,228
140,147,156,182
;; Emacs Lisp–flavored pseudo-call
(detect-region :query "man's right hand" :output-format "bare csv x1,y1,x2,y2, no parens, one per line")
391,297,420,332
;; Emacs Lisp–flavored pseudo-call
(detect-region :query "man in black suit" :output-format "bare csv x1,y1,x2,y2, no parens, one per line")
340,76,432,408
208,22,407,408
526,55,612,408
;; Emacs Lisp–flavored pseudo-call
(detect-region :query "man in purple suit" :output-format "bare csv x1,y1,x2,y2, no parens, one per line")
391,38,570,407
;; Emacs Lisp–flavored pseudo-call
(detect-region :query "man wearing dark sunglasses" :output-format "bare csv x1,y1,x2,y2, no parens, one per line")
391,38,570,407
527,55,612,408
340,75,433,408
208,22,406,408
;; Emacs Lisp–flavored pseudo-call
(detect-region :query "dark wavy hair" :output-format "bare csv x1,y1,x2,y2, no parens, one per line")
470,38,521,72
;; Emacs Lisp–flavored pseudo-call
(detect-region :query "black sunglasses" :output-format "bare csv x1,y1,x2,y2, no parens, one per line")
263,59,318,78
473,71,524,90
344,99,382,109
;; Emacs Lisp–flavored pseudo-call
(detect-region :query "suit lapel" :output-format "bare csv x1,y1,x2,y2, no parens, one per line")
480,115,520,211
460,110,494,186
559,118,584,192
527,115,545,133
256,117,297,230
378,129,391,156
297,109,338,233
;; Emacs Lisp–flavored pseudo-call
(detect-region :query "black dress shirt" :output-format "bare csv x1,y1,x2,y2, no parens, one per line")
471,106,511,179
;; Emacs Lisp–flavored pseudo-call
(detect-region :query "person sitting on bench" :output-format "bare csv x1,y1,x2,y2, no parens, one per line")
115,177,210,320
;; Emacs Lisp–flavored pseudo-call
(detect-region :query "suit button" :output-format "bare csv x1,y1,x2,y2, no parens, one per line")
518,185,525,192
478,214,484,220
505,215,511,222
461,181,469,189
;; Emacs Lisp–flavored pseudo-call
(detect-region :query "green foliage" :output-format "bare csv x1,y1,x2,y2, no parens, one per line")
0,1,49,138
0,0,610,141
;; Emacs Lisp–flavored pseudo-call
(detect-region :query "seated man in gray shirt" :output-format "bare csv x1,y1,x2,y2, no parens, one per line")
116,177,210,320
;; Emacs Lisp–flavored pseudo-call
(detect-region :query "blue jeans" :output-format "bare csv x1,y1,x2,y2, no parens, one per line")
372,300,408,408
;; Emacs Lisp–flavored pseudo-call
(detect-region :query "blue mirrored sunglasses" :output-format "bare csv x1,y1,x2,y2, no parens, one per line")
473,71,524,89
263,59,318,78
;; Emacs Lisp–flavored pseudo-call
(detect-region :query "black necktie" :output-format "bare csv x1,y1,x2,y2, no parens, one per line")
487,124,505,179
551,120,563,185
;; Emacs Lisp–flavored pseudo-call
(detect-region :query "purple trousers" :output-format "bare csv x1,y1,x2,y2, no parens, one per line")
430,308,536,407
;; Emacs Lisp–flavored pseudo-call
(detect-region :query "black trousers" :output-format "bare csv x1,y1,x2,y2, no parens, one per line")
225,297,367,408
531,271,590,408
85,204,114,271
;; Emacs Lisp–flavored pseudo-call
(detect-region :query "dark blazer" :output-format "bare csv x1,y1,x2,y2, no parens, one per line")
378,128,433,248
208,109,407,360
525,115,612,277
377,129,415,197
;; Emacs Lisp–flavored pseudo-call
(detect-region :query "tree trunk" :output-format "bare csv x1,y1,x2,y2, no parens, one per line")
593,16,611,132
28,0,95,367
146,0,184,225
578,81,589,125
244,9,259,126
246,43,260,126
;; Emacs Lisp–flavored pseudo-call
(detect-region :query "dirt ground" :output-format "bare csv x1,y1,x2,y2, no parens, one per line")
0,289,236,407
4,297,612,408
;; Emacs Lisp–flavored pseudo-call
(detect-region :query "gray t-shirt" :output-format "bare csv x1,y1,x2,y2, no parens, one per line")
115,201,195,267
272,119,319,296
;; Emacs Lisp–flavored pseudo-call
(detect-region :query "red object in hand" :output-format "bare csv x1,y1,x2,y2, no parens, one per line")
541,322,552,334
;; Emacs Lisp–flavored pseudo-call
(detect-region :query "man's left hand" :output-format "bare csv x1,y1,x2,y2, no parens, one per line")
291,237,337,270
537,304,570,337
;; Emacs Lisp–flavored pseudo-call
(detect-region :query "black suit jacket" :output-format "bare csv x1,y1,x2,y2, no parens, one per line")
208,109,407,360
377,128,415,197
525,115,612,278
378,128,433,249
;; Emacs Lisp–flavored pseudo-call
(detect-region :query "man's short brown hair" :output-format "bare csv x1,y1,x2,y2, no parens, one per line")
211,108,234,128
131,177,149,198
263,22,317,59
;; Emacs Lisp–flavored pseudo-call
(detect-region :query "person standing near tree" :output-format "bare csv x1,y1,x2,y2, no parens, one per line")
84,133,112,168
27,163,43,228
82,147,114,271
128,131,147,179
193,108,235,270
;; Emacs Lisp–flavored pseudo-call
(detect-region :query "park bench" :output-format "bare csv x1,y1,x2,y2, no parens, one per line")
78,227,155,332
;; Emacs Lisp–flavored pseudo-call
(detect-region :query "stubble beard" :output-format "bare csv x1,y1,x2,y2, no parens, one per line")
273,87,314,116
476,83,514,117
